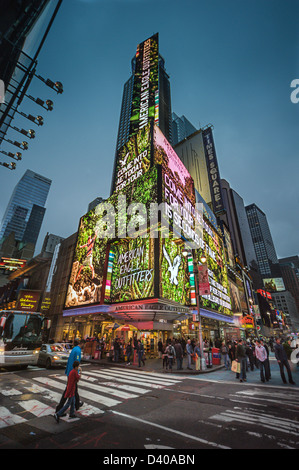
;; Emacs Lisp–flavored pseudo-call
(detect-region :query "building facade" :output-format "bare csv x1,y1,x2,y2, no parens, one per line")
245,203,281,279
0,169,51,249
172,113,197,146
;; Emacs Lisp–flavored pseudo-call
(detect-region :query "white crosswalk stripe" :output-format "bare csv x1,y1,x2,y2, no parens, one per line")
0,367,182,430
209,388,299,438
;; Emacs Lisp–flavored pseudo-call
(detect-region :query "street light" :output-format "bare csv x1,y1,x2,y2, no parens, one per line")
0,161,16,170
182,246,206,370
0,150,22,161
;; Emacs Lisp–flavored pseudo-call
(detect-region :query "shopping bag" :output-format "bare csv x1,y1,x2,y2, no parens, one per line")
231,360,240,373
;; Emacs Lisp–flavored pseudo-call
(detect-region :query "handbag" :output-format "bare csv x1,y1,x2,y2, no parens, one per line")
231,360,240,373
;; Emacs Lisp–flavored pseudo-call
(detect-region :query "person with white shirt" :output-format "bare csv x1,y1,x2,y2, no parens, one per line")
255,340,269,383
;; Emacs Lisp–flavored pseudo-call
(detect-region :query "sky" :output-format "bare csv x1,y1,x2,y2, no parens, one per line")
0,0,298,259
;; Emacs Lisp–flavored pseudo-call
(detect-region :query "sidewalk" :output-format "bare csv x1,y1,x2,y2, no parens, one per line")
83,353,299,387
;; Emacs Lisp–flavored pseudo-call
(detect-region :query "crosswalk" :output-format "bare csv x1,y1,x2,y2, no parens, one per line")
0,367,182,430
208,387,299,442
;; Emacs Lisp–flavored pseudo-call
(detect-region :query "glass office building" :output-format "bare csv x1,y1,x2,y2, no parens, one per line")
0,169,51,246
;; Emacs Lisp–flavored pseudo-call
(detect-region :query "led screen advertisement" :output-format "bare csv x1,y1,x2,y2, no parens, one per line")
114,123,152,194
129,33,159,137
197,217,232,316
64,165,158,309
160,238,191,305
154,125,202,248
105,236,155,303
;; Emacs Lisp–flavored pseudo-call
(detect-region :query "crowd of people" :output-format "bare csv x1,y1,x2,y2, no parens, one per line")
221,336,298,385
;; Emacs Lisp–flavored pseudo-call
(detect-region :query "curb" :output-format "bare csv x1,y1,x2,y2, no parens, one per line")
82,358,225,375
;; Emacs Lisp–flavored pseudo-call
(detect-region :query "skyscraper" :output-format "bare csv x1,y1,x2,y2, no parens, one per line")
172,113,197,145
245,203,280,279
111,34,172,194
0,169,51,247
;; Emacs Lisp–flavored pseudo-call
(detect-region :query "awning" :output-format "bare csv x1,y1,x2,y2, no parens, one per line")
63,299,192,323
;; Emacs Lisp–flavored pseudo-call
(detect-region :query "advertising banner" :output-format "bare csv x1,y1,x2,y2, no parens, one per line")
160,238,191,305
198,264,211,296
202,127,225,214
16,290,41,312
197,217,232,315
105,236,155,303
129,33,159,137
154,125,202,248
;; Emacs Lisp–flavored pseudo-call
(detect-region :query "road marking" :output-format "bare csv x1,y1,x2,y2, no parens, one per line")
0,406,27,428
17,399,54,417
53,375,139,400
110,410,231,449
90,369,179,385
210,408,299,437
86,370,168,389
33,376,121,408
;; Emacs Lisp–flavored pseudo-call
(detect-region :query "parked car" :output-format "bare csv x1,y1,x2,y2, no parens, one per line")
37,343,70,369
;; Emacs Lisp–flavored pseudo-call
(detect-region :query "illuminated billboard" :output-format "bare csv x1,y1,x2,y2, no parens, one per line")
263,278,285,292
160,238,191,305
197,217,232,315
114,123,152,194
64,165,158,309
154,125,202,248
129,33,159,137
16,290,41,312
105,236,155,303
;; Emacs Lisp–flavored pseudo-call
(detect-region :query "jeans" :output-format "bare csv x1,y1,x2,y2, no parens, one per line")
258,360,268,381
167,357,173,370
278,360,294,383
223,353,230,370
56,384,80,412
176,357,183,370
138,352,144,367
57,395,75,417
114,349,119,362
239,358,247,380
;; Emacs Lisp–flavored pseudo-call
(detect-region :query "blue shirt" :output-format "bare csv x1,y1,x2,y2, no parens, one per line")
65,345,82,376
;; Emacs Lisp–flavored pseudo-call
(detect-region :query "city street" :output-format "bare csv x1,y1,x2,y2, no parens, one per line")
0,356,298,452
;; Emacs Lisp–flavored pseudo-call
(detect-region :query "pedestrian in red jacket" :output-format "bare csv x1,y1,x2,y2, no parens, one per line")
54,361,82,423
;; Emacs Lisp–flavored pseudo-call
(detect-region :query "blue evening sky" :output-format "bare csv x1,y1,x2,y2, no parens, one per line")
0,0,298,258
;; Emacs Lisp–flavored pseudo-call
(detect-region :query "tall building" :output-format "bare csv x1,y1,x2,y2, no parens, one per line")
0,169,51,247
245,203,281,279
111,35,172,194
172,113,197,145
220,180,261,287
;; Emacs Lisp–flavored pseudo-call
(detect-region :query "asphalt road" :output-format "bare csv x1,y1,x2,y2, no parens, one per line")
0,361,298,456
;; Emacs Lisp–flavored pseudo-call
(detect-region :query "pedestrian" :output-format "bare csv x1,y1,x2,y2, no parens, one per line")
158,339,163,358
194,342,201,371
113,337,120,363
56,338,85,413
246,342,255,371
54,361,82,423
174,340,184,370
228,342,235,364
137,339,145,367
162,343,168,370
186,339,193,370
126,340,132,365
274,337,296,385
236,339,247,382
260,339,271,379
255,340,269,383
221,341,230,370
165,341,175,372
